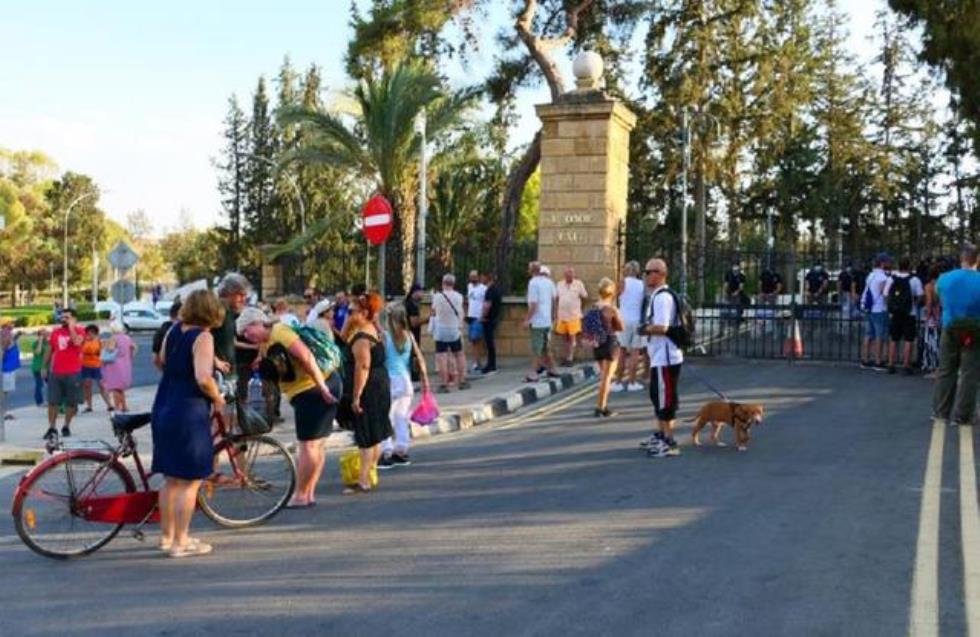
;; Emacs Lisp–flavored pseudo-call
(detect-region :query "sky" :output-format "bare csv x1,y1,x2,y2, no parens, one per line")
0,0,892,234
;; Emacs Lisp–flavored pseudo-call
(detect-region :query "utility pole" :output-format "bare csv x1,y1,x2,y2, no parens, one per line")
680,107,690,300
415,109,428,288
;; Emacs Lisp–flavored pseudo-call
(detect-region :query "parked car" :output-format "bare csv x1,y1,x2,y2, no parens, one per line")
120,307,166,332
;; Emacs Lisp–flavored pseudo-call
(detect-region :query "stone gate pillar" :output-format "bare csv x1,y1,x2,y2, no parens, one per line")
535,52,636,290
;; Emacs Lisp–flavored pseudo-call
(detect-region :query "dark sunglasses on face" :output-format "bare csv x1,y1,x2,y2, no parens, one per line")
645,269,664,275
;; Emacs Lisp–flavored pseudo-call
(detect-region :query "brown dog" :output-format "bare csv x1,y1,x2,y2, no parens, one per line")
690,401,766,452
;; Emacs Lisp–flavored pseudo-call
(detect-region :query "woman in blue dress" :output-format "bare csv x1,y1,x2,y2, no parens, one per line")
152,290,226,558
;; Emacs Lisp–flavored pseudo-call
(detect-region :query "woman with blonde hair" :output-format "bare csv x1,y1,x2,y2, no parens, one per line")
379,302,430,469
152,289,226,558
592,277,624,418
341,291,393,493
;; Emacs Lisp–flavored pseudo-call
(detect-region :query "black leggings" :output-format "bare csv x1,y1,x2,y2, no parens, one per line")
483,321,497,370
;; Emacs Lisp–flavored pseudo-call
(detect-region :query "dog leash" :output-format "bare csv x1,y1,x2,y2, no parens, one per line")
683,366,730,402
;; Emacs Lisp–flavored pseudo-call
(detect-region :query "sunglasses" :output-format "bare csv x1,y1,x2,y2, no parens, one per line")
645,269,664,275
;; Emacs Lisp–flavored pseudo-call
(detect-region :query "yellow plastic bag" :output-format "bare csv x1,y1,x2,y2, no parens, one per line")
339,449,378,488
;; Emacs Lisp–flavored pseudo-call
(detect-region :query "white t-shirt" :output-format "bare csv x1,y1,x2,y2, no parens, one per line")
467,283,487,320
432,289,464,330
863,268,891,313
527,275,557,329
619,277,646,324
645,285,684,367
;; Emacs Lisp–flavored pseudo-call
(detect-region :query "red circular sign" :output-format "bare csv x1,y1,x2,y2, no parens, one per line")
361,195,393,246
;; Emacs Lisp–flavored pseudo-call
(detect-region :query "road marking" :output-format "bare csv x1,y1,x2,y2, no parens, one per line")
909,418,945,637
961,425,980,636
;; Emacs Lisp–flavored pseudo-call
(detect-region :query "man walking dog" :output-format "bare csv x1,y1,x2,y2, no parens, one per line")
639,258,684,458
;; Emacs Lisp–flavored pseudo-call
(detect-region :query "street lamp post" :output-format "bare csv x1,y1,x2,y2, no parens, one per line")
414,109,428,289
679,107,691,300
62,191,99,309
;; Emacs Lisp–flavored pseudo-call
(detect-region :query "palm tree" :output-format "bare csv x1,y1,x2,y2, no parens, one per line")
278,61,477,292
427,161,497,274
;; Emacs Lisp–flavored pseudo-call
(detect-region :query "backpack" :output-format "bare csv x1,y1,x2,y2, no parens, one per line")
887,275,913,315
581,306,609,346
652,288,696,350
293,325,342,376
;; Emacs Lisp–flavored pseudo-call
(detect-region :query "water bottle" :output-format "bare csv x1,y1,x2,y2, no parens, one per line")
247,372,264,413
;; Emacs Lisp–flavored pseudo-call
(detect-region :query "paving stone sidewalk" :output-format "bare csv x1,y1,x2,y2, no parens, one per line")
0,358,597,465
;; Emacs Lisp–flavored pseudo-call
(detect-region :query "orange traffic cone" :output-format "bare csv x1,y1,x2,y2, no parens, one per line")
783,318,804,359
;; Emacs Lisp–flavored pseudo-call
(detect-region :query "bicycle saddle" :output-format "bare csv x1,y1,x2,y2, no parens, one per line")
111,412,153,434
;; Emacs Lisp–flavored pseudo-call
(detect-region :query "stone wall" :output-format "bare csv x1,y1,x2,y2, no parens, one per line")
419,297,587,360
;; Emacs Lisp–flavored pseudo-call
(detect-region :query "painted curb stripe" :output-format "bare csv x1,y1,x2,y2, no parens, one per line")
961,425,980,636
909,418,945,637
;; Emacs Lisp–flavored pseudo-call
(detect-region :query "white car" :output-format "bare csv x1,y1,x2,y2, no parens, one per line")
120,307,166,332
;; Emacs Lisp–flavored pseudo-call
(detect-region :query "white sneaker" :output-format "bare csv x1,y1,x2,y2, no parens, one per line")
626,382,644,392
470,363,482,373
610,382,625,393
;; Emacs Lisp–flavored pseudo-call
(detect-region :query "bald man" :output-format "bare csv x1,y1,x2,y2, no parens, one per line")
639,258,683,458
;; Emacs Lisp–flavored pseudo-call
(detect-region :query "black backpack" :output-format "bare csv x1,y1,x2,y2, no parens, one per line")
887,276,913,314
652,288,696,350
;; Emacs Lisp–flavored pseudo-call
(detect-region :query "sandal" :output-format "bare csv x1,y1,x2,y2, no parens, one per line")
342,484,372,496
168,538,213,558
284,500,314,509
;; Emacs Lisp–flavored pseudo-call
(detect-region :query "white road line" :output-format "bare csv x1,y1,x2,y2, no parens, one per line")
909,418,946,637
961,425,980,636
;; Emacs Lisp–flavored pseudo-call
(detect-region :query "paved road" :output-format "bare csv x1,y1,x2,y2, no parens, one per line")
0,360,972,636
4,334,156,410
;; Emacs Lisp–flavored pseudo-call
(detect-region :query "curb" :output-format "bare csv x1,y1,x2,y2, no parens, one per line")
410,364,598,440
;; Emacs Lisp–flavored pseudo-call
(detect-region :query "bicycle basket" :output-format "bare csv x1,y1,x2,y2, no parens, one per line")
236,404,272,436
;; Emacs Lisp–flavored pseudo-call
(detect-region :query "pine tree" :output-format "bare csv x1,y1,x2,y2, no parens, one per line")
244,77,280,259
216,95,248,270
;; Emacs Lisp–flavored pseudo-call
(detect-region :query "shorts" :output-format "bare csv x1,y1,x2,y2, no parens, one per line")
555,319,582,336
80,367,103,382
48,373,82,408
593,338,619,362
619,322,647,350
649,365,681,421
435,339,462,354
865,312,889,341
889,312,917,342
2,371,15,393
530,327,551,356
467,320,484,343
290,374,342,441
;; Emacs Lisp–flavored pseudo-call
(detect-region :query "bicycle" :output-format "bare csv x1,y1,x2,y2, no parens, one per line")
10,382,296,559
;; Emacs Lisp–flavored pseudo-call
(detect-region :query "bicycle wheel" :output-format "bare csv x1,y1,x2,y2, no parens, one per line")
199,434,296,528
12,452,135,559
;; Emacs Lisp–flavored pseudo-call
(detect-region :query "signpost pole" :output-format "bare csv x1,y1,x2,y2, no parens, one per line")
378,242,387,297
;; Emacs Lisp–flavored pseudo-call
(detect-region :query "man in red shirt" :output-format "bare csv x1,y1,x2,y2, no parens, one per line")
42,308,85,439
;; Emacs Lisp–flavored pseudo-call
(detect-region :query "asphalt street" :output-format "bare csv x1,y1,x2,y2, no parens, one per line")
0,360,972,636
3,334,156,410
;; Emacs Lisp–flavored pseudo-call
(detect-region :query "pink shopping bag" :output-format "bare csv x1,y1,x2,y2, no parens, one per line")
410,390,440,425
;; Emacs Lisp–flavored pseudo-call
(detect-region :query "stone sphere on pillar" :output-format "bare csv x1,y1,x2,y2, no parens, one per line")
572,51,604,91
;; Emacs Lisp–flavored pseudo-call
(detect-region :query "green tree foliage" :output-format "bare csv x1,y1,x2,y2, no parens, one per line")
280,61,477,292
216,95,248,270
888,0,980,149
159,227,226,284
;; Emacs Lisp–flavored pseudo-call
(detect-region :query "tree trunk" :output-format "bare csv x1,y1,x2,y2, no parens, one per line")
496,132,541,294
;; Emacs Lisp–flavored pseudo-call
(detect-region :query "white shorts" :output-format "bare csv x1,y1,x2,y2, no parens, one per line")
2,372,15,393
618,322,647,350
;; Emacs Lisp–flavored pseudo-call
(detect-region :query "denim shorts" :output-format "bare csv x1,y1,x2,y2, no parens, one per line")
865,312,889,341
80,367,102,381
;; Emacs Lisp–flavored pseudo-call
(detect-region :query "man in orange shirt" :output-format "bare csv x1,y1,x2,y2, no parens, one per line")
555,266,588,366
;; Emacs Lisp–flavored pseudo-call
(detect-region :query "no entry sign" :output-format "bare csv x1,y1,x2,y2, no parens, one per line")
361,195,393,246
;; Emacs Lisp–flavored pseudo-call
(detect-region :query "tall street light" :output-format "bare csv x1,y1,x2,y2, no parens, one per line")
414,108,428,289
62,191,100,308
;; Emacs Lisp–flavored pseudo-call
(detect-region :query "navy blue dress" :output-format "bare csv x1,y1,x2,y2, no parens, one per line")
151,323,214,480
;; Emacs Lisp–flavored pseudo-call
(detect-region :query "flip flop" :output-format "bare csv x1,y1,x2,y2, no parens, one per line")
168,539,213,559
342,484,372,496
284,501,314,509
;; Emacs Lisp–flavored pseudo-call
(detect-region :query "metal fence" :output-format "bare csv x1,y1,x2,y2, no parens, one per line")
694,302,870,362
